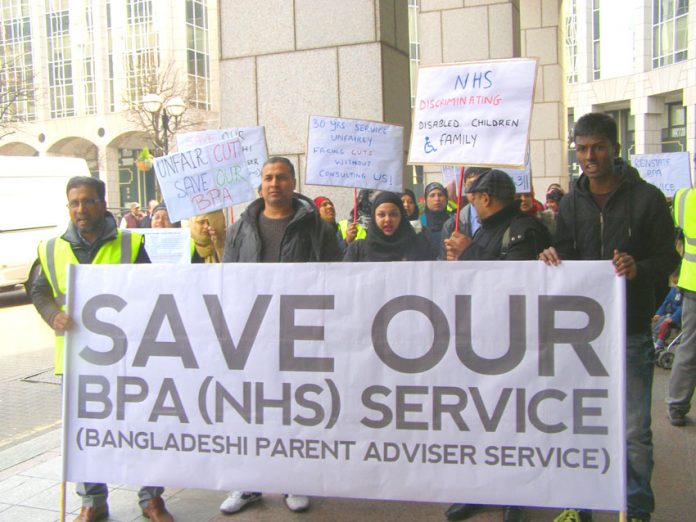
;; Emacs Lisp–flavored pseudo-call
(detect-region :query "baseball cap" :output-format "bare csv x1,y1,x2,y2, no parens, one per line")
465,169,516,200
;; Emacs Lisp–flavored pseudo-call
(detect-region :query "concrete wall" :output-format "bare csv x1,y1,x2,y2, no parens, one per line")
219,0,412,217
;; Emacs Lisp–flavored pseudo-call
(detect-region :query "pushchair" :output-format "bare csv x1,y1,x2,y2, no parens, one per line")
655,330,682,369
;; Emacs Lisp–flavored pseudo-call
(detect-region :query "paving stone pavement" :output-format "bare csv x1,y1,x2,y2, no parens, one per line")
0,301,61,451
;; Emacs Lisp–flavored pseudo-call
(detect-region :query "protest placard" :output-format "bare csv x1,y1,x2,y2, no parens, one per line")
630,152,692,197
441,166,459,187
177,127,268,190
305,116,404,192
135,228,191,264
153,137,256,223
63,261,625,511
501,163,531,193
409,59,537,167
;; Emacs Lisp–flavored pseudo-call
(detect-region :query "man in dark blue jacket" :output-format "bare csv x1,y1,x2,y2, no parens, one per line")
540,112,679,522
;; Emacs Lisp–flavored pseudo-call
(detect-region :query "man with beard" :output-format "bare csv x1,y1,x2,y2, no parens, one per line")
31,176,172,522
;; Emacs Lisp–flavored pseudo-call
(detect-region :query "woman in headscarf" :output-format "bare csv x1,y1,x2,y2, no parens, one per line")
419,182,452,258
401,188,422,233
150,204,178,229
344,191,432,262
190,210,226,263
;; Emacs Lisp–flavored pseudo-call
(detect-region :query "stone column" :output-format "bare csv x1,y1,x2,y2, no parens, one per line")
218,0,411,214
631,96,664,154
520,0,567,193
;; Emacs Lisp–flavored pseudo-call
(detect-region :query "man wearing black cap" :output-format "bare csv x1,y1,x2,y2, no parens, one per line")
444,169,550,262
443,169,550,522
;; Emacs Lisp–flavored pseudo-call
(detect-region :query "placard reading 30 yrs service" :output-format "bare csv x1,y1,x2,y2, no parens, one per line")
306,116,404,192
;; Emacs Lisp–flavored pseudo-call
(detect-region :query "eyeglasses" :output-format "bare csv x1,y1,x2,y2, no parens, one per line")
67,198,101,209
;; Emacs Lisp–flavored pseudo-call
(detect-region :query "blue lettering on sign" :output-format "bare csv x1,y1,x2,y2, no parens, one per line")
454,70,493,90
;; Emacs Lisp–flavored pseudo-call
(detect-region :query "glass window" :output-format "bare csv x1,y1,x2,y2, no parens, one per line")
653,0,689,68
186,0,210,109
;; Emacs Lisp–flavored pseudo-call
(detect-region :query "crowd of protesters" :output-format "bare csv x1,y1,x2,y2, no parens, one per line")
30,112,689,522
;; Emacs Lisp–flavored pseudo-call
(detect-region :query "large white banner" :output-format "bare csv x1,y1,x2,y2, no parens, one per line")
409,59,537,167
153,137,256,223
305,115,404,192
630,152,692,197
177,128,269,190
63,262,625,511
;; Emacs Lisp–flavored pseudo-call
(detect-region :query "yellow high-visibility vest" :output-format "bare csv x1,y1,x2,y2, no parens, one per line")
674,188,696,292
337,220,367,241
37,230,142,374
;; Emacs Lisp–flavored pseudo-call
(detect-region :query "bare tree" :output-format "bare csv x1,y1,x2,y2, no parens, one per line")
125,60,205,155
0,56,36,142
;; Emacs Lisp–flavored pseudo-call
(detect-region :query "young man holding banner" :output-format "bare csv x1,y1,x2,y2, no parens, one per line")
540,113,679,522
31,177,173,522
220,156,340,515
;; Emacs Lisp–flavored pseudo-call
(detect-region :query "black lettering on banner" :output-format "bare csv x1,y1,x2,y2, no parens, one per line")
133,294,199,369
203,294,272,370
279,295,335,372
455,295,526,375
538,296,608,377
80,294,128,365
371,295,449,373
361,385,393,428
116,376,148,420
149,377,189,423
78,375,112,418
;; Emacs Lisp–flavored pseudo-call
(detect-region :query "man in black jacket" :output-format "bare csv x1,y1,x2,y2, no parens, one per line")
443,169,550,522
540,112,679,522
219,156,340,516
443,169,550,263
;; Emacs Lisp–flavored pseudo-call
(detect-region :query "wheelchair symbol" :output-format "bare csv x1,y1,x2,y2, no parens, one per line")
424,137,437,154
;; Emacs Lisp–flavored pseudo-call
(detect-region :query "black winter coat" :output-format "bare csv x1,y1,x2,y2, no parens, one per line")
222,195,342,262
459,201,551,261
554,159,680,334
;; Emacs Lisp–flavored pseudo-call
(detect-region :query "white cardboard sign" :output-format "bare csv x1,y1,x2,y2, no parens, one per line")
177,128,269,190
135,228,191,264
409,59,537,167
630,152,692,197
305,116,404,192
63,261,625,512
153,137,256,223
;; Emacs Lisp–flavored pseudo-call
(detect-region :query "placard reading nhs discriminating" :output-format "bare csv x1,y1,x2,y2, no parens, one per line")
305,116,404,192
177,128,268,190
63,261,626,511
409,59,537,167
153,137,256,223
631,152,692,197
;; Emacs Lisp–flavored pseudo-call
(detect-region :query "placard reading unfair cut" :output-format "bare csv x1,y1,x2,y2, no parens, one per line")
177,128,269,190
409,59,537,167
153,137,256,223
305,115,404,192
63,261,626,512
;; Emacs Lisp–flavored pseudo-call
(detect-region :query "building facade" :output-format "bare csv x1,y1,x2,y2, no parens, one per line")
565,0,694,179
0,0,219,208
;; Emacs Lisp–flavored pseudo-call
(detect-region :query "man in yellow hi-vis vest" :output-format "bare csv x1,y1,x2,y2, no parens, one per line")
667,187,696,427
30,176,173,522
